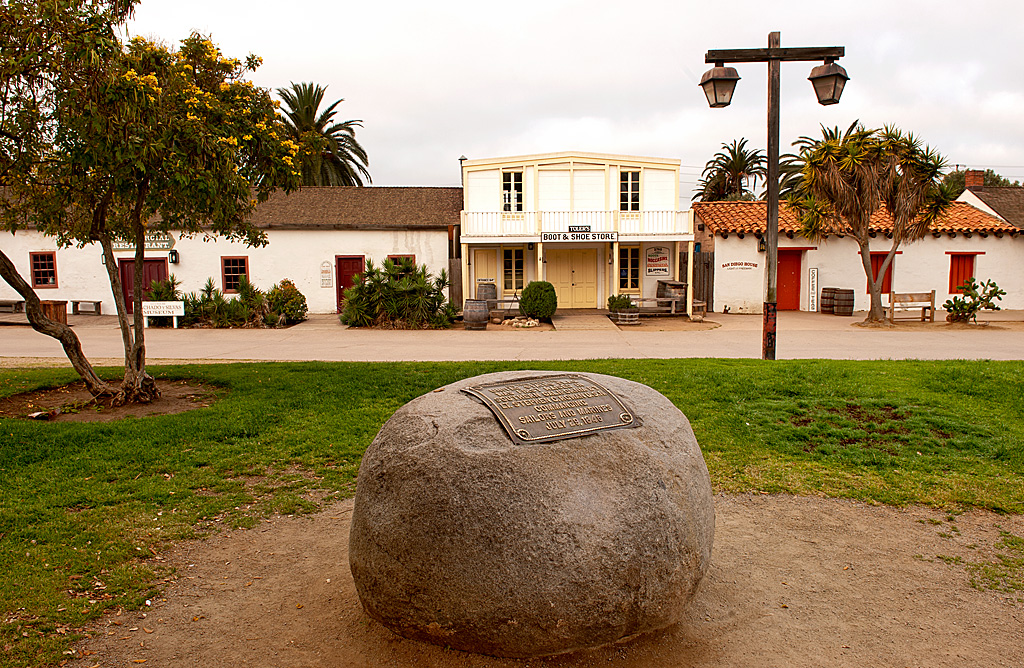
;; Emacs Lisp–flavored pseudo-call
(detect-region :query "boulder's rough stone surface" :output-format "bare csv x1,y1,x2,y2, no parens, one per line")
348,371,714,658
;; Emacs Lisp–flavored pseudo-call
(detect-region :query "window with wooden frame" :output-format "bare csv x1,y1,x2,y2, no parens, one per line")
502,247,524,293
30,252,58,288
221,256,248,293
502,171,523,212
618,246,641,291
387,254,416,264
948,253,977,293
867,252,893,294
620,171,640,212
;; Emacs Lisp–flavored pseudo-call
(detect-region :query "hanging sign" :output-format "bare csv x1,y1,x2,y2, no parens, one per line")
645,246,670,276
808,267,819,312
321,261,333,288
112,232,175,251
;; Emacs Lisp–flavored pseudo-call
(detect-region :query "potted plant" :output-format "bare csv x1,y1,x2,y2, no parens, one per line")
607,295,639,324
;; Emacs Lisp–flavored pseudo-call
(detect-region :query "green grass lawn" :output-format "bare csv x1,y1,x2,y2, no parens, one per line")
1,359,1023,666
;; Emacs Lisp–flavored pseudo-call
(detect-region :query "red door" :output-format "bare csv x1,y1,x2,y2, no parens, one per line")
777,250,802,310
118,259,168,313
336,255,365,312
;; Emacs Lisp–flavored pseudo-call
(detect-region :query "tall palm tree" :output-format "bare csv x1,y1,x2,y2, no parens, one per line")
277,82,370,186
788,122,954,323
692,138,766,201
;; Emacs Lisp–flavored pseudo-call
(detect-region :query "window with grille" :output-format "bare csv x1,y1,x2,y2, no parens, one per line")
222,256,248,293
502,172,523,212
948,254,976,293
503,248,524,292
619,246,640,291
30,252,57,288
620,171,640,211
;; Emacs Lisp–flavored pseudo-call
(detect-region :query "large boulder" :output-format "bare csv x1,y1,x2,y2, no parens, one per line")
348,370,714,658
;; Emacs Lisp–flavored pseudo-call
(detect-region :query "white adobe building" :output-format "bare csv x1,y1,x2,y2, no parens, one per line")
0,187,461,315
459,152,695,313
692,200,1022,313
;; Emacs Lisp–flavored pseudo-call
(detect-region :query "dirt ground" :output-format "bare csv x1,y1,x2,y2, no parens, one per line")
0,379,219,422
66,494,1023,668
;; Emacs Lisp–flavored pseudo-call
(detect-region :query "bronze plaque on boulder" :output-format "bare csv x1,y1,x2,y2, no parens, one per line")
462,374,638,444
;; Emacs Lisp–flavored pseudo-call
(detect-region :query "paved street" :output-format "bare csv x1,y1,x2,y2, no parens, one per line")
2,310,1023,363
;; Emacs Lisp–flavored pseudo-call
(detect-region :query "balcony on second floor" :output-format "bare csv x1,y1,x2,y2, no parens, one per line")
461,210,693,240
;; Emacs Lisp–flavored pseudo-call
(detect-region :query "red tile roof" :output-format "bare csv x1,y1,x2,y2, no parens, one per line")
692,201,1018,236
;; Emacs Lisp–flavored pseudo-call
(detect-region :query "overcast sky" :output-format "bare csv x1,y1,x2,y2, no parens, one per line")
125,0,1024,198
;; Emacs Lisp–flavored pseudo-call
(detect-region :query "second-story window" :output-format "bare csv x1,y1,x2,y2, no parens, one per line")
620,171,640,211
502,171,523,212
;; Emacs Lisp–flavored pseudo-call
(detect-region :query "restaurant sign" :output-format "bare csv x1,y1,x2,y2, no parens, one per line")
111,232,175,251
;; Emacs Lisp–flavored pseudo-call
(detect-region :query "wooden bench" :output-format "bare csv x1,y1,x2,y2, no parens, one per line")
0,299,26,313
886,291,936,323
632,297,685,315
71,300,102,315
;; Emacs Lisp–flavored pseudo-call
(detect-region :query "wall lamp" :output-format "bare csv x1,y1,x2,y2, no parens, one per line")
168,249,180,264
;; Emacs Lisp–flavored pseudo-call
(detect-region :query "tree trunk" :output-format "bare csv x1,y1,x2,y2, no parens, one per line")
98,232,159,405
858,237,899,324
0,248,116,397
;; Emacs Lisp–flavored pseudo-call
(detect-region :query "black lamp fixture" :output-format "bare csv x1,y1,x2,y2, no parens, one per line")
757,236,767,253
168,249,179,264
699,63,741,108
808,58,849,106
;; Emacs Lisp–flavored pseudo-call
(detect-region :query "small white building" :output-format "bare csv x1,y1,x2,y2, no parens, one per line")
0,186,462,314
692,200,1022,313
459,152,695,312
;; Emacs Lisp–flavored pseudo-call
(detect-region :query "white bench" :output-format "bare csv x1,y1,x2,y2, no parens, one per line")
72,300,102,315
887,291,936,323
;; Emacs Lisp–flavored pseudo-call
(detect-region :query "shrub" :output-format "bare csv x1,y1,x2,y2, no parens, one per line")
519,281,557,320
266,279,308,325
943,278,1006,323
341,257,456,329
607,294,635,312
183,276,298,328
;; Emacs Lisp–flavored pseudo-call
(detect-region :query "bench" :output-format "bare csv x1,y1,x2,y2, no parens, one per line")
71,300,102,315
0,299,26,313
632,297,686,315
886,291,936,323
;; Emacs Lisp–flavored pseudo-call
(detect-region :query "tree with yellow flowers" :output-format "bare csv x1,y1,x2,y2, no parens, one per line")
2,3,300,404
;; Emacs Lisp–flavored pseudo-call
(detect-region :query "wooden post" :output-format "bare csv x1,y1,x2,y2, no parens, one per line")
763,31,781,361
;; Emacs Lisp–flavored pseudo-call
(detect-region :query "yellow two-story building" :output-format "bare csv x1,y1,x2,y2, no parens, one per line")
459,151,696,313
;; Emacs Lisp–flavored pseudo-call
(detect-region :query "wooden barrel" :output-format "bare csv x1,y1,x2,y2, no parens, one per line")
656,280,686,309
833,289,855,316
463,299,489,330
820,287,837,314
476,282,498,309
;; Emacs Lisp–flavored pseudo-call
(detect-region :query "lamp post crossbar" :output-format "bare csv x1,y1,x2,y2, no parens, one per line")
705,47,844,64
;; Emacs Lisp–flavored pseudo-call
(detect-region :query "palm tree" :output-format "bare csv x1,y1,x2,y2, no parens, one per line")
692,138,766,201
277,82,370,186
787,122,954,323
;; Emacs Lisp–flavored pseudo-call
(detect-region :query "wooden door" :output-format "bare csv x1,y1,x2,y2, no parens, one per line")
547,249,573,307
777,250,802,310
118,259,168,314
336,255,364,312
472,249,498,298
571,249,598,308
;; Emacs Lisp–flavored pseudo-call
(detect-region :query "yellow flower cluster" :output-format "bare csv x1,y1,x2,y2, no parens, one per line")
218,136,239,146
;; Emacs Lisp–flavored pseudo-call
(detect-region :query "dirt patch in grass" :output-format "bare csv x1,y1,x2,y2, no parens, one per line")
0,379,221,422
66,494,1024,668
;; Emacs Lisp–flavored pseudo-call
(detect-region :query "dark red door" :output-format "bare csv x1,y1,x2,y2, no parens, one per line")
777,250,802,310
118,259,168,313
336,255,365,312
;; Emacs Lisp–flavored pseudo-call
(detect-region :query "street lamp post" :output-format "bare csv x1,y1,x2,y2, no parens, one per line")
701,32,847,360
